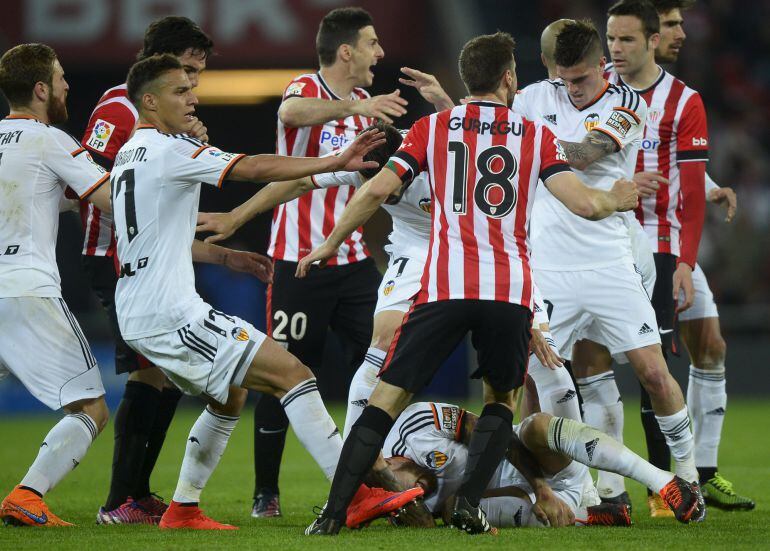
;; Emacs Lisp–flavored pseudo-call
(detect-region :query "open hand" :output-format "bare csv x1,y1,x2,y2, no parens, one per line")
334,128,386,172
295,241,339,278
708,186,737,222
399,67,454,111
223,250,273,283
196,212,238,244
356,90,408,124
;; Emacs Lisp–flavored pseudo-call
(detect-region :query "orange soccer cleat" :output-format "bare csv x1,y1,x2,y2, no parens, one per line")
0,485,74,527
158,500,237,530
346,484,425,529
659,477,706,524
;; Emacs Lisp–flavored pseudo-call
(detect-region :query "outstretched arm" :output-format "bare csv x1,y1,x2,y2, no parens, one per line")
191,240,273,283
544,171,638,220
558,130,619,171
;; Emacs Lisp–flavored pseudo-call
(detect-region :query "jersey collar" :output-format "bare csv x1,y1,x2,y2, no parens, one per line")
466,99,507,108
4,114,38,121
569,81,610,111
316,71,343,101
135,123,156,130
617,65,667,95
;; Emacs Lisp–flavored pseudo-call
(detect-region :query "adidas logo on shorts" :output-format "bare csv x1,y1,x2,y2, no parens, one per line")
557,390,576,403
638,323,654,335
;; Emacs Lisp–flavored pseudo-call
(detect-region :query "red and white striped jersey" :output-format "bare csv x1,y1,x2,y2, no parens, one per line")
388,101,571,308
269,73,373,265
80,84,138,257
606,66,708,265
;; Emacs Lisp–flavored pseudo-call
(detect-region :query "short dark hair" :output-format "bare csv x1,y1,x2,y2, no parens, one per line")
458,32,516,95
553,20,603,67
316,8,374,67
137,16,214,61
0,43,57,107
649,0,696,12
359,122,403,179
126,54,183,106
608,0,661,39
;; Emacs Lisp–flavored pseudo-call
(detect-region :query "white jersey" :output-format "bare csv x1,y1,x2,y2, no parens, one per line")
0,116,109,298
515,80,647,270
111,125,245,340
312,170,432,257
383,401,468,513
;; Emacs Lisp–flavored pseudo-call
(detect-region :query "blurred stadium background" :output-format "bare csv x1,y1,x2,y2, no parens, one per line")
1,0,768,413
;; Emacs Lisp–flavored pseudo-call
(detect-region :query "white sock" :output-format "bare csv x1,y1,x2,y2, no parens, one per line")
528,355,581,421
655,407,698,483
547,416,673,494
343,347,385,438
687,364,726,468
480,495,538,527
20,413,97,496
577,372,626,498
280,378,342,481
172,407,238,504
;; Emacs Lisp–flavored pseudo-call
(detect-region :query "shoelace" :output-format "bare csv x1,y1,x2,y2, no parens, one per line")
710,474,736,495
663,485,684,508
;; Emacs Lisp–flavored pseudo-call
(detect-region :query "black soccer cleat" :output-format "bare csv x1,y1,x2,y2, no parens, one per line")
660,476,706,524
305,515,342,536
450,496,496,535
600,490,632,513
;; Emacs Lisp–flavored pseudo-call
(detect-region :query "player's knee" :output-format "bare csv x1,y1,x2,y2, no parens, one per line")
698,334,727,369
213,386,248,416
519,412,552,447
76,397,109,434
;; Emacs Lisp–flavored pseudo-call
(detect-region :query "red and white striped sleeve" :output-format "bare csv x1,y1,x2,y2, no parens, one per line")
282,75,320,102
385,115,431,184
81,99,137,163
538,125,572,182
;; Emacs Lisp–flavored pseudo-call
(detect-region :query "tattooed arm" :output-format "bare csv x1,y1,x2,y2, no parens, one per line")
558,130,620,171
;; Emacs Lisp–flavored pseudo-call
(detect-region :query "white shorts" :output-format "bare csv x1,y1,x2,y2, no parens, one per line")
0,297,104,410
678,263,719,322
374,249,426,316
127,305,265,404
535,262,661,361
629,219,656,297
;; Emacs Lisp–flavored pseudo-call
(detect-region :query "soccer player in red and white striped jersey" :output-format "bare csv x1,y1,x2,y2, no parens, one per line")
251,7,413,517
303,32,640,536
78,17,215,525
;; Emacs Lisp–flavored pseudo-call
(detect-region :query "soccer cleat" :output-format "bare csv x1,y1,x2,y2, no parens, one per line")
647,493,675,518
136,493,169,517
251,491,281,518
659,477,706,523
345,484,425,529
586,502,633,527
0,485,73,527
96,498,158,525
600,491,633,513
159,500,237,530
450,496,497,535
305,515,342,535
701,473,755,511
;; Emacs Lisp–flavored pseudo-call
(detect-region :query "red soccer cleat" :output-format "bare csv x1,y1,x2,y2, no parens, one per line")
0,485,73,527
159,500,237,530
660,476,706,524
135,494,168,518
345,484,424,529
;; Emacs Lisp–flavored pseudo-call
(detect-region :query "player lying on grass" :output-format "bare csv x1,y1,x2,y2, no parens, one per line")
109,53,423,530
380,401,705,529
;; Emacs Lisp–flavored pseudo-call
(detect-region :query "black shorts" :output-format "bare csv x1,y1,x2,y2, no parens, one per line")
651,252,677,355
380,299,532,394
267,258,380,371
81,255,151,374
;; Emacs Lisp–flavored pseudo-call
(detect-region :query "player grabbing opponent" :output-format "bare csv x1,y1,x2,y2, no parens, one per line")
0,43,113,526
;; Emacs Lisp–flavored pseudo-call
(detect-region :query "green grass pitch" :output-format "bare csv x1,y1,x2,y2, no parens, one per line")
0,399,767,550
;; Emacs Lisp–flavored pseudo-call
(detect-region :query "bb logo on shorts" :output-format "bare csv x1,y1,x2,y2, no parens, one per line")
383,280,395,296
231,327,249,341
425,450,448,469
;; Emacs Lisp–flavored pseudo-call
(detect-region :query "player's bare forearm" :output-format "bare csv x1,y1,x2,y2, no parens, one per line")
232,178,314,226
230,154,344,184
191,239,228,264
559,130,619,171
677,161,706,268
545,172,637,220
278,97,360,127
85,181,112,213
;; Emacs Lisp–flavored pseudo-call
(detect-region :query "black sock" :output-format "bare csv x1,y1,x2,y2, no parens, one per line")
698,466,717,482
640,385,670,494
253,393,289,498
457,402,514,507
134,386,182,500
104,381,161,510
325,405,393,522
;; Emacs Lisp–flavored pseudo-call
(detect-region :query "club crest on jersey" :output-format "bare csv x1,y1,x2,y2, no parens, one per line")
231,327,249,341
425,450,448,469
583,113,600,132
285,81,306,98
87,119,115,152
418,198,432,213
383,280,396,296
647,108,663,126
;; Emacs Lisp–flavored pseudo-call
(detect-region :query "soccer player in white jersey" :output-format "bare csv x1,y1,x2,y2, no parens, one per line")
514,20,702,499
381,402,704,528
0,43,114,526
110,53,421,530
301,32,641,536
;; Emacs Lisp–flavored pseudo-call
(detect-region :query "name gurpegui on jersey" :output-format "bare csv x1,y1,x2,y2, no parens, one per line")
269,73,373,265
515,80,646,271
80,83,138,257
605,65,708,266
0,116,109,298
388,100,571,308
311,170,432,257
111,125,244,340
